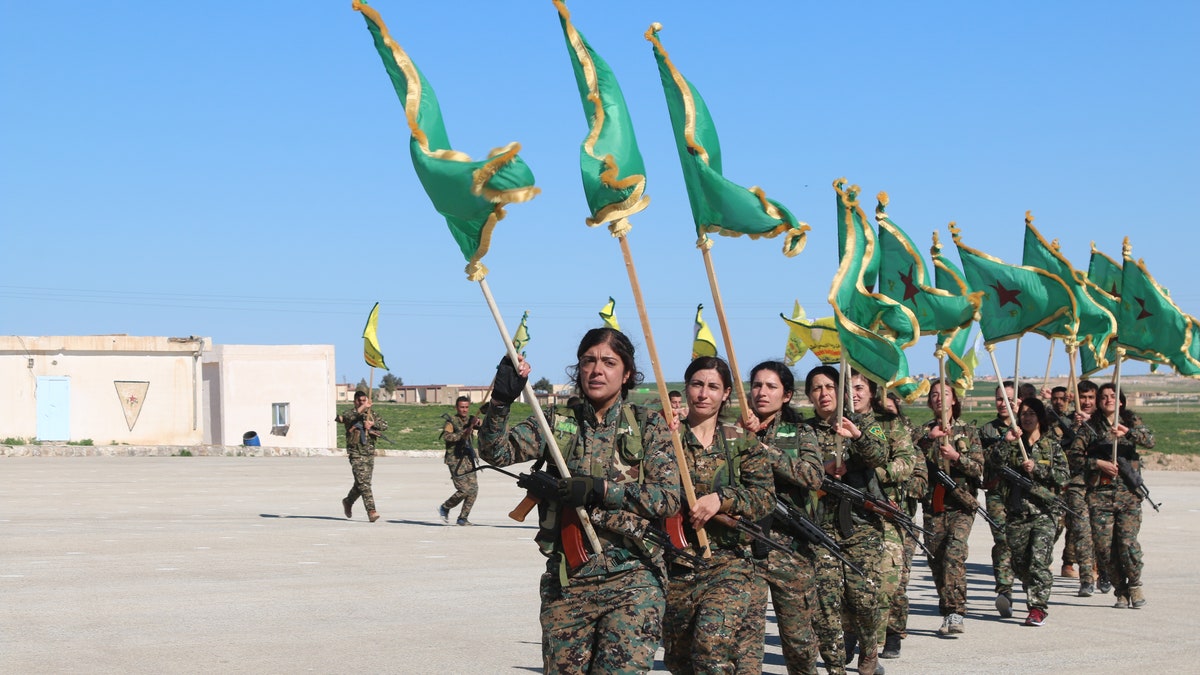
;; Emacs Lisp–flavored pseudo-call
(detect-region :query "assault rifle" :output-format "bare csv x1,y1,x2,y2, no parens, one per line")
772,499,866,576
708,513,793,556
472,464,705,568
1116,457,1161,512
998,465,1081,518
819,477,935,560
929,464,1001,530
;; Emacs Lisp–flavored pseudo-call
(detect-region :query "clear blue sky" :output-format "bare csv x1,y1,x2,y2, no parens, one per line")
3,1,1197,392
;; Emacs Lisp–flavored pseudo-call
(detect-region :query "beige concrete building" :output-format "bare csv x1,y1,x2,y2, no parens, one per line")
0,336,336,449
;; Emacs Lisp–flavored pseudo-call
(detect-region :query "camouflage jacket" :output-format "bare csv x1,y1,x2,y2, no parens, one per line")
979,416,1012,491
479,398,681,580
1075,413,1155,492
806,412,887,532
872,411,921,505
913,418,984,512
994,434,1069,517
758,414,823,513
679,419,775,552
340,407,387,455
442,412,477,473
1065,412,1099,484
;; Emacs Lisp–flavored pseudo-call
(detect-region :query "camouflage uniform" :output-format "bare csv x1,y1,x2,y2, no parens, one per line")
440,412,479,521
914,418,983,620
994,435,1069,611
664,420,775,675
886,422,927,640
479,398,681,674
1046,411,1077,565
807,413,887,674
340,405,388,514
1081,413,1155,603
979,417,1013,597
759,416,825,675
869,411,919,648
1065,414,1098,584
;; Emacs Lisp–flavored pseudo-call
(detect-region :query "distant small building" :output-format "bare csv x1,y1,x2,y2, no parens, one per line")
0,335,336,448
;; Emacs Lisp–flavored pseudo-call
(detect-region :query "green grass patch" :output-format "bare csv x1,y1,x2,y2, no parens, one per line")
335,402,535,452
66,439,94,446
3,437,26,445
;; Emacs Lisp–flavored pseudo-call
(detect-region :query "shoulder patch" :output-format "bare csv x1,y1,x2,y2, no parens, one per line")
868,424,886,442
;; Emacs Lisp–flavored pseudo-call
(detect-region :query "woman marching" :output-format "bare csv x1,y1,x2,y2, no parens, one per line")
477,327,681,674
1079,382,1155,609
995,397,1069,626
912,379,984,636
747,360,824,674
662,355,776,675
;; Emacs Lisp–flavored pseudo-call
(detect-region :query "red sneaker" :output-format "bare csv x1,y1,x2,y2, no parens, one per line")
1024,608,1047,626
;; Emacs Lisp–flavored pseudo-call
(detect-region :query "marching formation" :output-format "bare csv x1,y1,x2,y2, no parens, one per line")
344,2,1187,672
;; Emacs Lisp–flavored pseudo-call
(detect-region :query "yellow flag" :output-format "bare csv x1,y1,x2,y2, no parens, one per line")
599,297,620,330
783,300,809,366
780,309,840,364
363,302,388,370
512,311,531,354
692,304,718,360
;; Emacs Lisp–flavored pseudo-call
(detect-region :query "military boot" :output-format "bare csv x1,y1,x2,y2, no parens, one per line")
880,633,902,659
1113,594,1129,609
1129,585,1146,608
858,649,883,675
843,632,858,664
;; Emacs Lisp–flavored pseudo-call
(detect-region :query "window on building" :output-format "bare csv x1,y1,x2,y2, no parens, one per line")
271,402,290,435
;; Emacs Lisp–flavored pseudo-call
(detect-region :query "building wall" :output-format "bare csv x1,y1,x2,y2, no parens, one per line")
0,335,207,444
203,344,337,448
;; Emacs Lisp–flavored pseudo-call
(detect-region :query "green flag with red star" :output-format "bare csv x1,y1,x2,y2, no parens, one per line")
1117,239,1198,371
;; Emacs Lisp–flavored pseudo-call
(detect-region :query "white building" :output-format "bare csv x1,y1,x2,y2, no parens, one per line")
0,336,336,448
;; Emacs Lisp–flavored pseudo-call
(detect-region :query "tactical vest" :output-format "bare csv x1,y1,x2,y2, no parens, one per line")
765,419,820,517
681,421,750,551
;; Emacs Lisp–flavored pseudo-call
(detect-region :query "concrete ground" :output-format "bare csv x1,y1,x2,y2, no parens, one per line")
2,456,1197,674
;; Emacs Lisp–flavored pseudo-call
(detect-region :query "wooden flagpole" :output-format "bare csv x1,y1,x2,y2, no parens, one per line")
699,244,751,421
988,344,1029,462
1041,337,1056,392
478,278,603,554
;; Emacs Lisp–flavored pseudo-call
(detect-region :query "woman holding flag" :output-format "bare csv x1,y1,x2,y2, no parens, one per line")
663,355,775,675
477,327,681,674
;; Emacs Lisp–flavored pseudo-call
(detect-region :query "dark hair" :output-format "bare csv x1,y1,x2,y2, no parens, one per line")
455,395,470,405
566,327,644,400
996,381,1015,395
354,391,368,401
1097,382,1133,425
927,378,962,419
751,360,802,424
1051,386,1067,396
1018,397,1050,435
805,365,840,395
668,390,682,399
1018,383,1038,400
886,392,909,424
685,355,733,418
1077,379,1099,395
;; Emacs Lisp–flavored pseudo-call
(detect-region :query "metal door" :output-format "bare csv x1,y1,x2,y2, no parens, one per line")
36,376,70,441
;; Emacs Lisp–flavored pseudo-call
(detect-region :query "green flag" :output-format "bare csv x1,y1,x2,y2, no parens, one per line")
362,302,388,370
1021,213,1116,365
692,304,718,360
829,181,926,401
512,311,531,355
646,23,809,256
354,1,539,281
1088,242,1124,298
555,0,649,228
1118,238,1196,369
952,223,1076,345
599,297,621,330
938,328,979,397
876,193,981,335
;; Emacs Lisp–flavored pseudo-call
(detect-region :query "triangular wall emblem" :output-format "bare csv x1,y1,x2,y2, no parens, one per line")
114,381,150,431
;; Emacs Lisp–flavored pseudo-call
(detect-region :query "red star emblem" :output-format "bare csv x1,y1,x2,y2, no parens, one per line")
899,265,921,302
1134,297,1152,320
989,281,1022,308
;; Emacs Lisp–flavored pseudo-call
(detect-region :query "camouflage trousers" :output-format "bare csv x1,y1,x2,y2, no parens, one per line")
923,507,974,616
984,490,1012,595
1006,510,1056,610
345,450,375,512
441,468,478,519
813,525,881,675
873,523,904,645
1063,483,1095,582
763,540,819,675
1088,486,1144,597
885,522,918,637
540,566,664,674
664,550,767,675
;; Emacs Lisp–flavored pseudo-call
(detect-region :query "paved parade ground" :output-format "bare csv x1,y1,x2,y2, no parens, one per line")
3,455,1198,673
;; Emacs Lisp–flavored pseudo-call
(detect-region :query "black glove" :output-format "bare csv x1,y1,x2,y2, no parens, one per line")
492,356,527,405
558,476,606,507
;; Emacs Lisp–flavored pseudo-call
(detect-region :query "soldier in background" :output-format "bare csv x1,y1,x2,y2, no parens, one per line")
1067,380,1101,595
337,388,388,523
439,395,481,526
879,392,925,660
